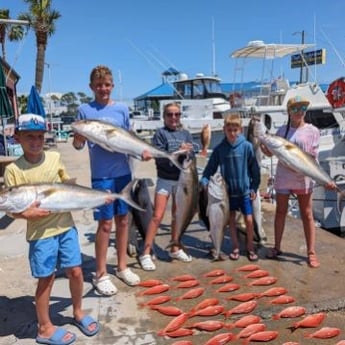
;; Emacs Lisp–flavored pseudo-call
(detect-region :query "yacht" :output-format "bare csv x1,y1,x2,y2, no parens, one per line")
225,40,345,235
131,72,230,134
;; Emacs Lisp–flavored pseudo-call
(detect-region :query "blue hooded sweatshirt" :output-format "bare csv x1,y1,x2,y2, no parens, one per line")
202,134,260,197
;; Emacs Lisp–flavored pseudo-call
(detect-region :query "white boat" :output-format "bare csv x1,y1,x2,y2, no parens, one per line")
225,40,345,235
131,73,230,134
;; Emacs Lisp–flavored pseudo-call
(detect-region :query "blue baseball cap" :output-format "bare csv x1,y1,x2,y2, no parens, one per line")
16,114,47,132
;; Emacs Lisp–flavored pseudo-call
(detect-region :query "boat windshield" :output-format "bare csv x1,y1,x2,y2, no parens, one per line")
174,78,225,99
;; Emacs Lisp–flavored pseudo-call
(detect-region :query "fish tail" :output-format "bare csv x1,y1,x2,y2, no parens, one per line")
170,149,189,170
336,189,345,215
272,314,280,320
118,179,145,212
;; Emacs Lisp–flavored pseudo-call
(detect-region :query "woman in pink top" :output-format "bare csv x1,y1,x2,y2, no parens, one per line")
262,96,336,268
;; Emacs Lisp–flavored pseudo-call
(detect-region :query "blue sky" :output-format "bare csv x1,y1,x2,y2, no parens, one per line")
2,0,345,101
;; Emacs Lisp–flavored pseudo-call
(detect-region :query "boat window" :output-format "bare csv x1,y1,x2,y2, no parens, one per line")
304,110,338,129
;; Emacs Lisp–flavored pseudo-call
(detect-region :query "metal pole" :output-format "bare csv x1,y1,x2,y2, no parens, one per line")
44,62,53,130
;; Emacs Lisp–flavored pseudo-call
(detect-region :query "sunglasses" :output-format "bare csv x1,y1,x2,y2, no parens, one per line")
166,112,181,117
289,105,308,114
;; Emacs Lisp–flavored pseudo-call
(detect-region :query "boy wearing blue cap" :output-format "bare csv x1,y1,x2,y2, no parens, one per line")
4,114,99,345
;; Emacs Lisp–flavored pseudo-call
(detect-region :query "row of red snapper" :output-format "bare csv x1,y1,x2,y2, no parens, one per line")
135,264,343,345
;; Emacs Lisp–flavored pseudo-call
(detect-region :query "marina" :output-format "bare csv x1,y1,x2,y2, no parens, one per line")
0,141,344,344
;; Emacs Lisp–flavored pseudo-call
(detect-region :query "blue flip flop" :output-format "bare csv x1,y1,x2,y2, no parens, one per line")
36,327,76,345
73,315,99,337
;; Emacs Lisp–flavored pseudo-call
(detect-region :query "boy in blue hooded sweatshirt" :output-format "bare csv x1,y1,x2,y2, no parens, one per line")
201,113,260,261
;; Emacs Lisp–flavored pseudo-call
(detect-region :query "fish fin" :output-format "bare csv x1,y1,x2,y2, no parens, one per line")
117,179,146,212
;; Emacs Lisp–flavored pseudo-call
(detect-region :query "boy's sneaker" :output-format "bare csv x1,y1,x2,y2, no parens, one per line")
116,268,140,286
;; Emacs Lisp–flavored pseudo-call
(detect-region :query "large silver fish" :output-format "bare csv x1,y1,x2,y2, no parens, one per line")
71,119,186,170
169,157,199,248
253,122,335,187
0,180,144,213
207,172,229,260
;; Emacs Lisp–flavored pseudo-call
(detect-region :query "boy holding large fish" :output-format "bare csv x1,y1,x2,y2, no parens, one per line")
72,65,149,294
259,96,337,268
201,114,261,261
4,114,99,345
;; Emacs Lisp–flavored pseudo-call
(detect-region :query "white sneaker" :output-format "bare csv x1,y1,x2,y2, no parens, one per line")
170,249,192,262
116,268,140,286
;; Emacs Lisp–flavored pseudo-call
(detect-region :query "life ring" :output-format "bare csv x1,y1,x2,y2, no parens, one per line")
326,77,345,108
229,92,242,107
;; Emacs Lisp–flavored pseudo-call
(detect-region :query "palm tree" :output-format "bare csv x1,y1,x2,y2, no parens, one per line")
18,0,61,93
0,9,25,61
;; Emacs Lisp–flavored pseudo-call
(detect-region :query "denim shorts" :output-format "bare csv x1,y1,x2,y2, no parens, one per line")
229,195,253,215
29,227,81,278
92,174,131,220
156,177,178,196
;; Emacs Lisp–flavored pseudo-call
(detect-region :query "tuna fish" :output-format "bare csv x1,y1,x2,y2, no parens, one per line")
206,172,230,260
0,180,144,213
128,178,155,257
253,121,338,189
168,157,199,249
71,119,187,170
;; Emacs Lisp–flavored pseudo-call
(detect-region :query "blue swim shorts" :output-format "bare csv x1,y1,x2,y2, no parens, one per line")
229,194,253,215
29,227,81,278
92,174,131,220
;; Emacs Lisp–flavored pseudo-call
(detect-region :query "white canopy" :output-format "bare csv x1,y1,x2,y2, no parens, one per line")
231,40,315,59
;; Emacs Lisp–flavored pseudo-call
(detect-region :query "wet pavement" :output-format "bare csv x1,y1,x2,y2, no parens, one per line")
0,141,344,345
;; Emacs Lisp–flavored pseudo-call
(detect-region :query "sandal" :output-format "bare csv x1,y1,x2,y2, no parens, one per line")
139,254,156,271
92,274,118,296
308,252,320,268
266,247,282,259
116,268,140,286
247,251,259,262
229,248,240,261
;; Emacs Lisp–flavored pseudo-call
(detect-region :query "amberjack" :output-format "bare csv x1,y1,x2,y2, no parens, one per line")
0,180,144,213
207,172,229,260
71,119,186,170
253,121,345,213
168,157,198,249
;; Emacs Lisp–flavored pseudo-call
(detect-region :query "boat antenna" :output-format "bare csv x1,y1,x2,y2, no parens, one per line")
212,16,216,77
320,27,345,68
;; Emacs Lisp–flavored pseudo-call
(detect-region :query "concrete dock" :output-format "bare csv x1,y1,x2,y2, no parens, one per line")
0,141,344,345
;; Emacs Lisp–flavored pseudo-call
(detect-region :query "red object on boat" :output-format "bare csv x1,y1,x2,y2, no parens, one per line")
326,77,345,108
